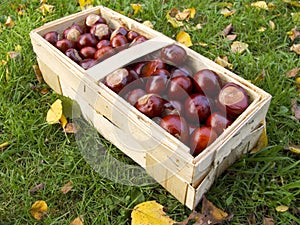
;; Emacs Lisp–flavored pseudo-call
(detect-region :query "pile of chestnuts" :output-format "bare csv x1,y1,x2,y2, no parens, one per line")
102,44,250,156
43,13,148,70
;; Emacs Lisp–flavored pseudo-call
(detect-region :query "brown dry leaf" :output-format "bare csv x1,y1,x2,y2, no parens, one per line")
64,123,79,134
61,181,73,194
283,0,300,7
287,27,300,41
220,8,236,17
286,68,300,78
220,23,234,36
38,3,54,15
290,44,300,54
5,16,15,28
286,145,300,154
7,51,21,60
131,3,143,15
251,124,268,153
276,205,289,212
40,88,50,95
33,65,43,83
70,216,84,225
231,41,249,53
269,20,275,30
263,217,275,225
251,1,269,10
131,201,175,225
142,20,154,29
166,10,184,28
214,56,233,69
226,34,237,41
291,98,300,119
78,0,94,10
253,69,266,83
30,183,45,195
1,60,7,66
176,31,193,47
30,200,48,220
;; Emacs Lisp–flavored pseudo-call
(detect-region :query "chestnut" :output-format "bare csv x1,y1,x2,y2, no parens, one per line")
55,39,76,53
110,26,128,39
161,44,187,66
79,46,97,59
206,112,233,135
152,69,170,78
132,61,147,75
85,14,107,28
184,93,211,123
217,82,249,117
162,100,183,116
94,46,115,61
110,34,128,49
77,33,98,49
141,59,166,77
63,24,84,42
160,115,189,144
103,68,133,93
129,35,148,47
79,58,98,70
145,74,168,95
126,30,139,42
43,31,59,45
170,67,191,78
134,93,164,118
193,69,222,97
65,48,82,63
90,23,111,40
167,75,193,100
96,39,111,49
126,88,147,105
190,126,218,156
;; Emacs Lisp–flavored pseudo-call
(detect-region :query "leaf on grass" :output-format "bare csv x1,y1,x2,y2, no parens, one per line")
176,31,192,47
70,216,84,225
291,98,300,119
253,68,266,83
30,183,45,195
32,65,44,83
287,27,300,41
258,26,267,32
131,200,175,225
286,68,300,78
220,8,236,17
286,145,300,154
64,123,79,134
231,41,249,53
175,8,196,21
296,77,300,89
166,10,184,28
46,99,63,124
38,3,54,15
142,20,154,29
220,23,234,36
4,16,15,28
60,114,68,129
251,1,269,10
251,124,268,153
0,142,10,151
131,4,143,16
269,20,275,30
291,12,300,24
78,0,94,10
282,0,300,7
263,217,275,225
214,56,233,69
275,205,289,212
61,181,73,194
30,200,48,220
290,44,300,54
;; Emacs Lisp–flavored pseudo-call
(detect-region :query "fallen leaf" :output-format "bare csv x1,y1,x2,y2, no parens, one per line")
175,10,190,21
166,10,184,28
214,56,233,69
131,201,175,225
30,200,48,220
226,34,237,41
1,60,7,66
290,44,300,54
251,1,269,10
296,77,300,89
291,98,300,119
46,99,63,124
220,8,236,17
286,68,300,78
32,65,44,83
251,123,268,153
38,3,54,15
253,68,266,83
258,26,267,32
30,183,45,195
269,20,275,30
276,205,289,212
78,0,94,10
142,20,154,29
70,216,84,225
64,123,79,134
4,16,15,28
291,12,300,24
231,41,249,53
176,31,193,47
220,23,234,37
131,3,143,16
60,114,68,129
202,196,228,222
61,181,73,194
287,27,300,41
7,51,21,60
17,4,26,16
283,0,300,7
263,217,275,225
40,88,50,95
0,141,10,151
286,145,300,154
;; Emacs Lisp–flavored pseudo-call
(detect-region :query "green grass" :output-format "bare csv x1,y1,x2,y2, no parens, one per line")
0,0,300,224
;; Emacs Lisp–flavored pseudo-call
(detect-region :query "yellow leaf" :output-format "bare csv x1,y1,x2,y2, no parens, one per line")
231,41,249,53
166,11,184,28
61,181,73,194
251,123,268,153
185,7,196,19
30,200,48,220
131,4,143,15
4,16,15,28
220,8,236,17
290,44,300,54
287,145,300,154
251,1,269,10
287,27,300,41
38,3,54,15
142,20,154,29
131,201,175,225
258,27,267,32
0,141,10,151
269,20,275,30
214,56,233,69
176,31,192,47
70,216,84,225
46,99,63,124
282,0,300,7
78,0,94,10
60,114,68,129
296,77,300,88
275,205,289,212
175,10,190,21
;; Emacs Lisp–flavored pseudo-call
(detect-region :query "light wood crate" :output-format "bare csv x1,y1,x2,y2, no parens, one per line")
30,6,272,209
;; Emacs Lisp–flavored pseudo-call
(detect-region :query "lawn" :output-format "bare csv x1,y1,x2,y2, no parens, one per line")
0,0,299,224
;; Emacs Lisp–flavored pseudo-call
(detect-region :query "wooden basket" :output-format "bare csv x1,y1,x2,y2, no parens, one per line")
30,6,272,209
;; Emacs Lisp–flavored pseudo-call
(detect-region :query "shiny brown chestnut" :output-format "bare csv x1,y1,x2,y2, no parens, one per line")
217,82,249,117
170,67,191,78
65,48,82,63
110,34,128,48
110,26,128,39
63,24,84,42
96,39,111,49
126,88,147,105
85,14,107,28
79,46,97,59
193,69,222,97
167,75,193,100
43,31,59,45
79,58,98,70
90,23,111,40
184,93,211,123
77,33,98,49
134,93,164,118
145,74,168,95
140,59,166,77
94,46,115,61
126,30,139,41
103,68,133,93
55,39,76,53
161,44,187,66
206,112,233,135
162,100,183,116
160,115,189,144
129,35,148,47
190,126,218,156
